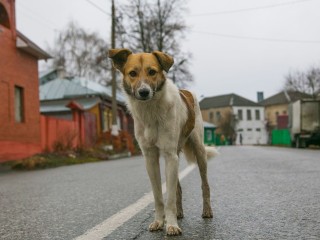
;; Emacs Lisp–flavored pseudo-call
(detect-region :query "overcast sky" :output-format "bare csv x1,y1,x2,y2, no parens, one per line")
16,0,320,101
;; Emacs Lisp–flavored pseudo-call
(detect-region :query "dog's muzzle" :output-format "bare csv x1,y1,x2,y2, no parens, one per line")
135,82,153,101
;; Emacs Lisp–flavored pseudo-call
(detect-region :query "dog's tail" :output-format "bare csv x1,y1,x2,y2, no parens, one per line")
205,146,220,160
183,142,219,164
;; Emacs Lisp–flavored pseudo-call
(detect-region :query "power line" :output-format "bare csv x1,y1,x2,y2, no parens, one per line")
84,0,110,16
190,0,314,17
191,30,320,43
18,10,57,32
19,2,58,27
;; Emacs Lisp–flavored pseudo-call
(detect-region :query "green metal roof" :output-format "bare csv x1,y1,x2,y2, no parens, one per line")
39,76,126,103
39,78,98,100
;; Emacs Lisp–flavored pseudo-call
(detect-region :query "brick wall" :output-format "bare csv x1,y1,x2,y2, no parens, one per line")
0,0,42,161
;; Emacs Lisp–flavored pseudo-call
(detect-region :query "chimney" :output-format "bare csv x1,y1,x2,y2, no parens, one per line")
57,66,66,79
257,92,264,102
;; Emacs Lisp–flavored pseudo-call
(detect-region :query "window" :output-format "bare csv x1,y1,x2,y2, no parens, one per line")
209,112,214,122
255,109,260,120
283,110,287,115
237,109,243,120
216,111,221,122
14,86,24,122
247,109,252,120
0,3,10,29
247,128,252,131
256,128,261,132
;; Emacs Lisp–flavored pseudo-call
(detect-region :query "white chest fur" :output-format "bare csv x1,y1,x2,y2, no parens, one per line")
125,79,187,151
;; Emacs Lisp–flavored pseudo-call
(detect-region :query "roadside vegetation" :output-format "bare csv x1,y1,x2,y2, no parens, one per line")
1,147,133,171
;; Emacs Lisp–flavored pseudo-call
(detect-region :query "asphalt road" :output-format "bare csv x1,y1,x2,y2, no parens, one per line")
1,146,320,240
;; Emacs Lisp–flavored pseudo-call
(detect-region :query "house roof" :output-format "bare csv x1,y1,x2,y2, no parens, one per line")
40,97,101,113
39,78,98,100
16,31,51,60
203,121,216,128
39,69,126,103
200,93,260,109
72,78,126,103
39,69,57,79
259,91,310,106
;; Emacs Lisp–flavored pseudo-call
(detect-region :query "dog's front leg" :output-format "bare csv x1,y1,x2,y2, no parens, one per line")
164,151,182,236
143,147,165,231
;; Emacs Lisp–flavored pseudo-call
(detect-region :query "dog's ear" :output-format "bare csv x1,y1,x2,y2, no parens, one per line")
152,51,174,73
108,48,132,72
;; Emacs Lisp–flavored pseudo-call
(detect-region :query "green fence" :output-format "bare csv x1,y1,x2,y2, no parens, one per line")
211,133,228,146
204,128,231,146
271,129,291,146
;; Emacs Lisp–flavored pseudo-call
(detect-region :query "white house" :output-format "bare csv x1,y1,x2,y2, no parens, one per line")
200,93,268,145
233,106,268,145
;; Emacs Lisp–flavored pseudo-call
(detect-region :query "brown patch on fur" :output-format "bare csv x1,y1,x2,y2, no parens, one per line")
152,51,174,73
122,80,133,96
179,90,195,138
108,48,132,72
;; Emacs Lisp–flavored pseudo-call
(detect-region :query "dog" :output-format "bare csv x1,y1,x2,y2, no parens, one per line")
108,49,218,236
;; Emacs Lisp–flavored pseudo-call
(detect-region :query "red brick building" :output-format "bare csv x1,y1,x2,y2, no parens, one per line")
0,0,50,161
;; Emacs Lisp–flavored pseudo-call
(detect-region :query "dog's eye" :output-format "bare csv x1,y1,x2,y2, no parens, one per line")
129,71,137,77
148,69,157,76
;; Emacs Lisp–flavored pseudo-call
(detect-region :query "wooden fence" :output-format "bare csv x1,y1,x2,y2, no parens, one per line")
40,111,85,152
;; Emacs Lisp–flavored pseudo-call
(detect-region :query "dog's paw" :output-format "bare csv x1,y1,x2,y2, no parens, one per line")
166,225,182,236
202,207,213,218
148,220,164,232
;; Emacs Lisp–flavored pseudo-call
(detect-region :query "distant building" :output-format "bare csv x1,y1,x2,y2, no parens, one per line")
39,68,60,85
259,91,309,130
39,71,134,150
200,93,268,145
0,0,51,161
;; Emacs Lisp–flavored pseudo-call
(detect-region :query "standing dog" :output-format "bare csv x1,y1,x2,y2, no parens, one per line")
108,49,217,236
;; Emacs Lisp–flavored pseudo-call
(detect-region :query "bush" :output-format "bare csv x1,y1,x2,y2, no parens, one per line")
10,148,107,170
2,144,135,171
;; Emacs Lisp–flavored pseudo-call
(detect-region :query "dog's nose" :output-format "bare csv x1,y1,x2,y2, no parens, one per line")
138,88,150,98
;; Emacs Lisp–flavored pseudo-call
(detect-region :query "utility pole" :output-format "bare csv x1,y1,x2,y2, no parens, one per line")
111,0,118,136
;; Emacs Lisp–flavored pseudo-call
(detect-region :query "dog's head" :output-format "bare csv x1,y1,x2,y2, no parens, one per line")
108,48,174,101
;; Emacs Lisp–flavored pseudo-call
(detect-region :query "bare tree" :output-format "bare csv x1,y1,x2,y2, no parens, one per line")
117,0,193,87
284,66,320,99
47,21,111,85
217,111,238,142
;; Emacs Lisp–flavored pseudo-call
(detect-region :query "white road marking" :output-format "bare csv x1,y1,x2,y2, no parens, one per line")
74,164,196,240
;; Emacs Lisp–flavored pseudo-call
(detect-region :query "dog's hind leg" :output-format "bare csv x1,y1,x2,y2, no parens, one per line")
188,136,213,218
176,180,184,219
